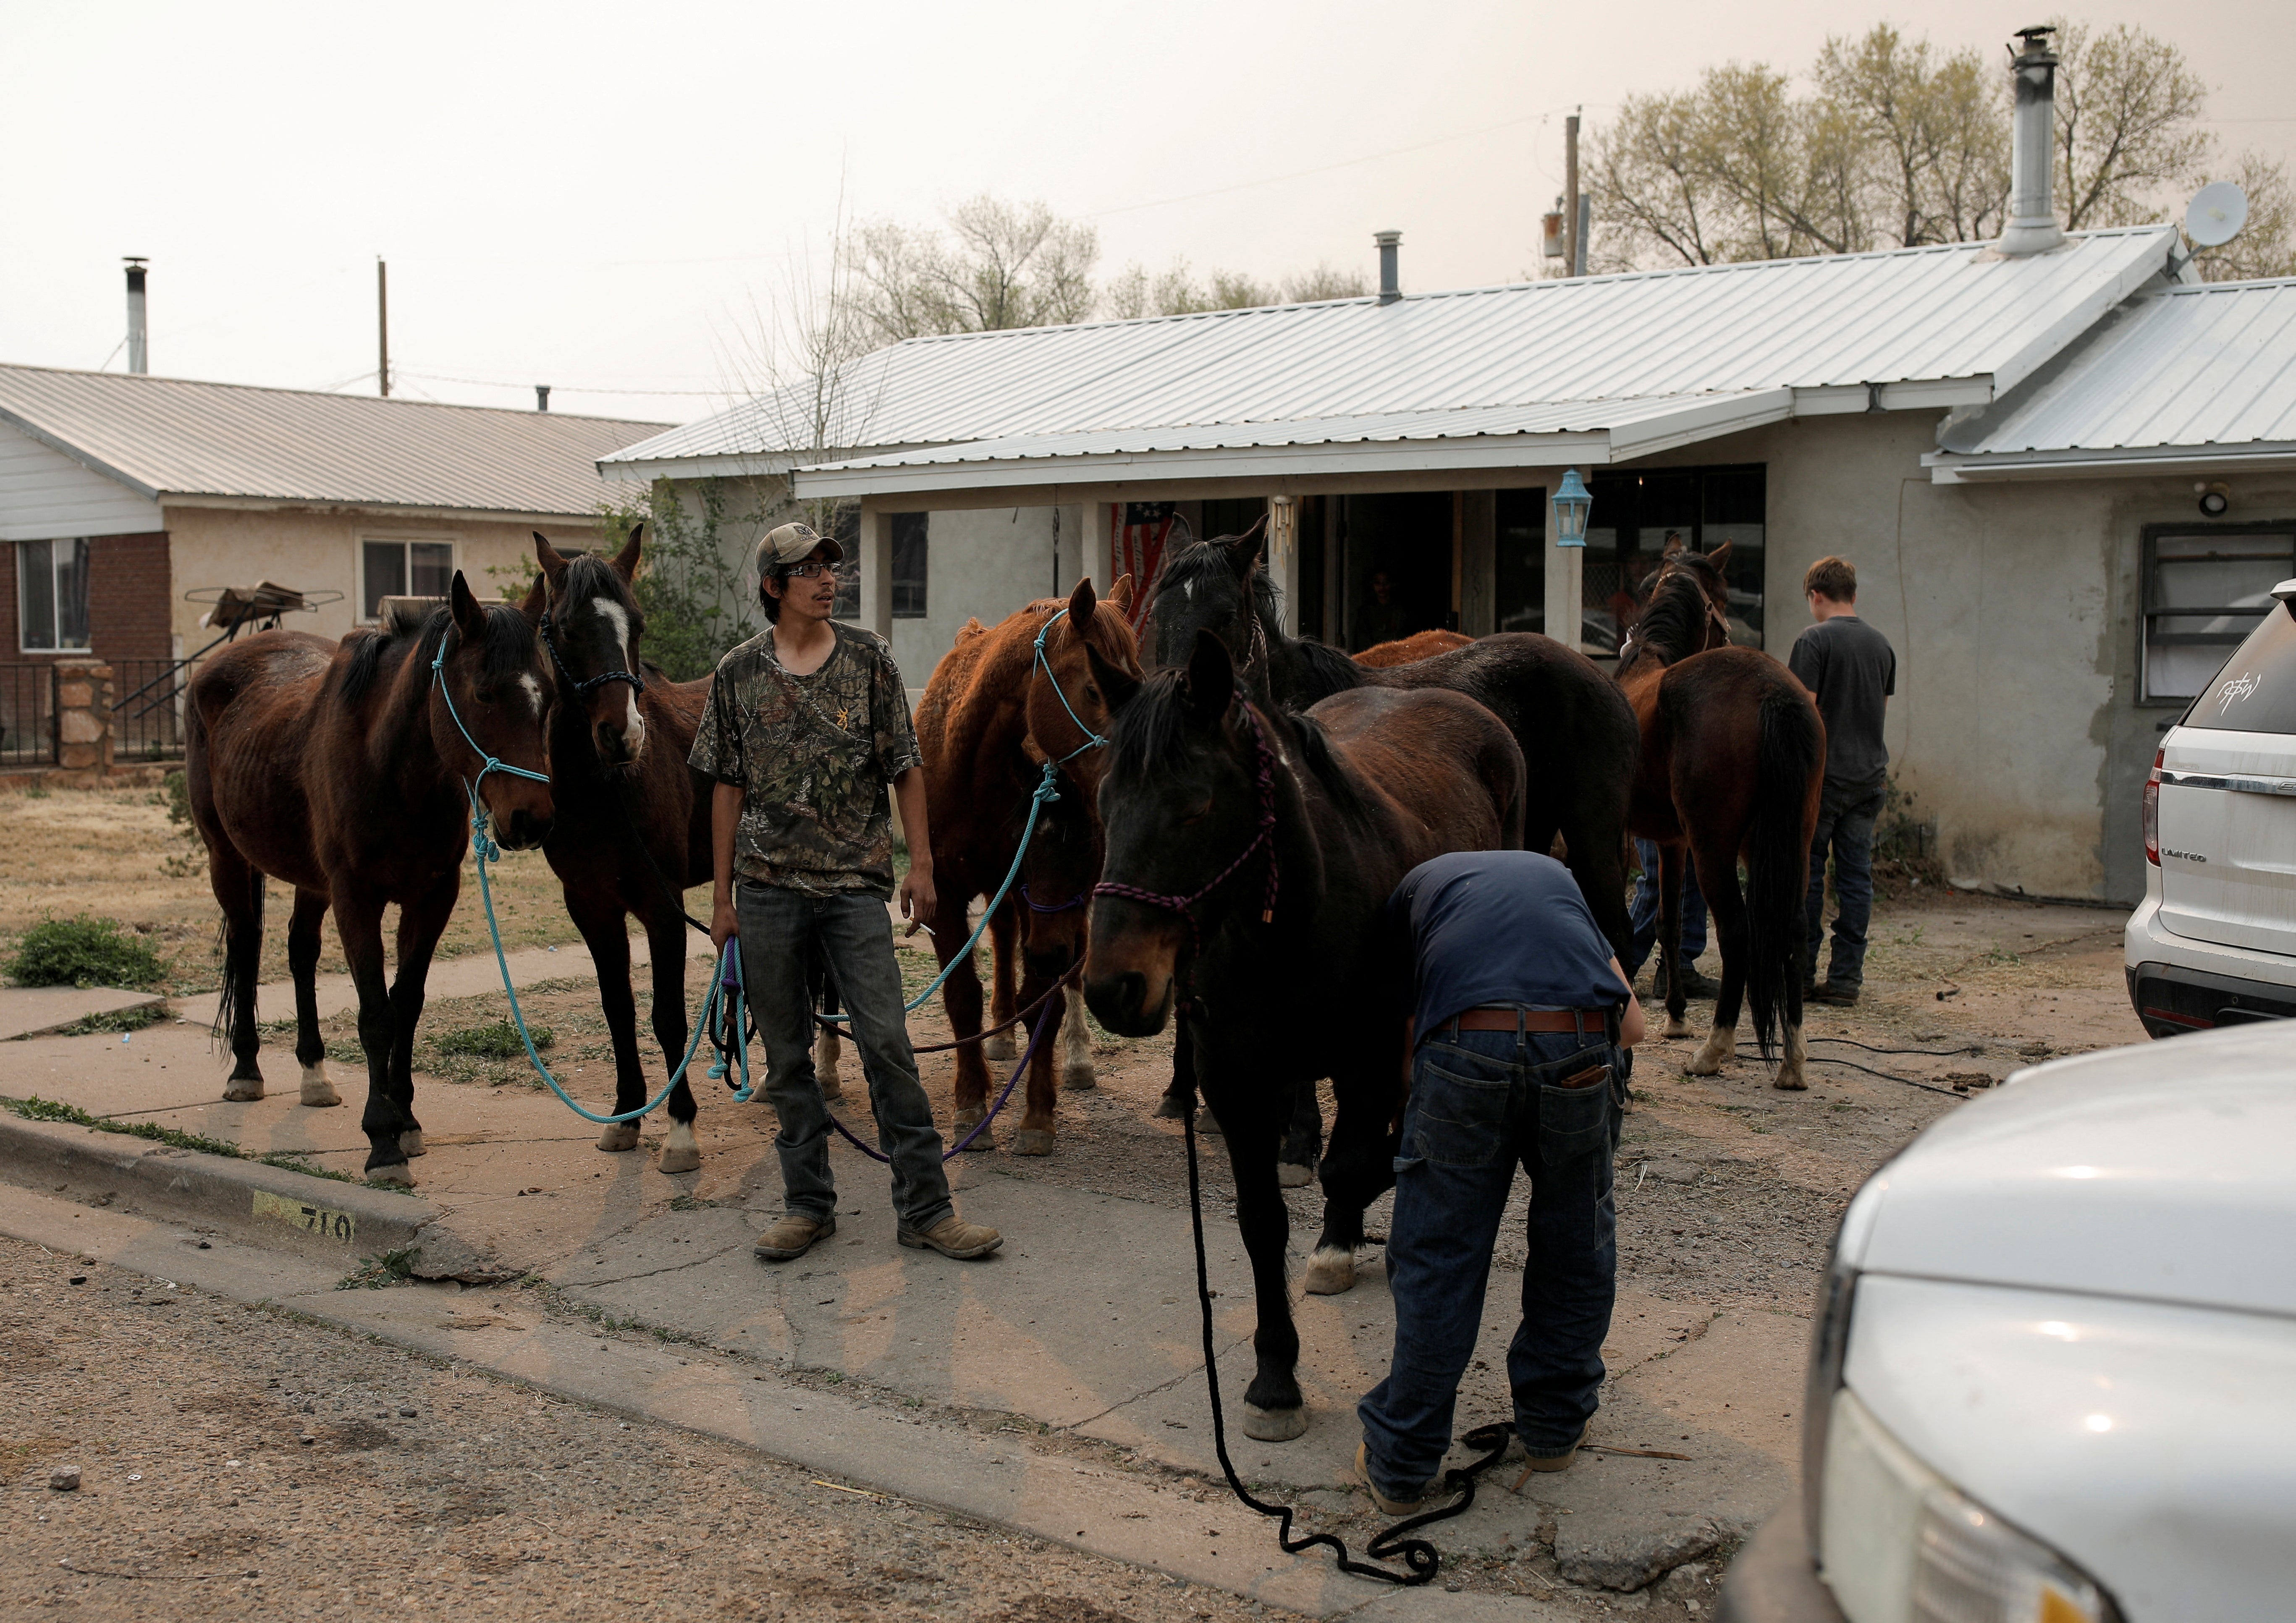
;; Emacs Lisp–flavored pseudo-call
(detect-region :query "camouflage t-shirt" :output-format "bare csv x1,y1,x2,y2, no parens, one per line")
689,621,923,896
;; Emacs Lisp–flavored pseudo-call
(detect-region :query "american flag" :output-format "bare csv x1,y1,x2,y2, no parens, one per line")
1112,502,1176,627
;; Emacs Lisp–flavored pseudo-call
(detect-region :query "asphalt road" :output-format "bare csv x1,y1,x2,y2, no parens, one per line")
0,1233,1293,1623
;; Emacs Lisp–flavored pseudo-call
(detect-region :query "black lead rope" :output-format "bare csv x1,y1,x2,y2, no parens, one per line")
1180,1099,1510,1586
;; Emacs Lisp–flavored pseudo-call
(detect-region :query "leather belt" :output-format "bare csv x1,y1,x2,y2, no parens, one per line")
1447,1006,1609,1035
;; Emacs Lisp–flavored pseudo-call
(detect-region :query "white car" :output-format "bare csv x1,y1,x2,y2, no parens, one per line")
2127,580,2296,1035
1719,1024,2296,1623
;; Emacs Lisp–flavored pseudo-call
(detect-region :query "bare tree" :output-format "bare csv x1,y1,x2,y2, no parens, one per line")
2192,152,2296,282
849,196,1098,342
1101,258,1371,318
1815,26,2008,247
2051,19,2213,230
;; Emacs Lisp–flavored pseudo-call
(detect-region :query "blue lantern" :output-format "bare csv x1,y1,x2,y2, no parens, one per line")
1551,468,1592,548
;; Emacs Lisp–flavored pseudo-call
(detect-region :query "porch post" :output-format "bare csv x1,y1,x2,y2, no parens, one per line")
1546,476,1584,652
1081,497,1114,597
1460,489,1496,636
1268,496,1299,634
857,503,893,639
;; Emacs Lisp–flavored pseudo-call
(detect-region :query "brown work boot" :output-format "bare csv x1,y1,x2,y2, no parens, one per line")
752,1211,835,1261
898,1214,1003,1259
1519,1424,1588,1474
1355,1441,1433,1516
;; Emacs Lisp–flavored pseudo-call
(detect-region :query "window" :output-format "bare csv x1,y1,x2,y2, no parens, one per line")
829,503,861,619
2188,602,2296,733
890,512,928,619
18,538,90,652
1588,464,1767,652
362,539,456,620
2141,526,2296,704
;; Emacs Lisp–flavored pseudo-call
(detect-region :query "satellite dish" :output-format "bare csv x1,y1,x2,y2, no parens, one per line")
2186,181,2249,249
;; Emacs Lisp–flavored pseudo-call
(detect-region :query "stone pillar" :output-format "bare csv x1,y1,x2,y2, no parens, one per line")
857,505,893,639
53,659,113,775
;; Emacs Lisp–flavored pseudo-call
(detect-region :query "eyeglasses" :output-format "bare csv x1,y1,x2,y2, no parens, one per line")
780,560,833,580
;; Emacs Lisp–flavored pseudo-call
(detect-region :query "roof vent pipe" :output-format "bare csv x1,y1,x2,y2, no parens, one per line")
124,258,148,373
1997,26,2065,257
1375,230,1402,304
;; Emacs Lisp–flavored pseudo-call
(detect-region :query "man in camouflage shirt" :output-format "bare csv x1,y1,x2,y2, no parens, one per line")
695,522,1002,1263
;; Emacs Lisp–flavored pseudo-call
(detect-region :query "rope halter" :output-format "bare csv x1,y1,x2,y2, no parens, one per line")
540,605,647,697
430,628,551,859
1032,606,1110,764
1091,702,1280,956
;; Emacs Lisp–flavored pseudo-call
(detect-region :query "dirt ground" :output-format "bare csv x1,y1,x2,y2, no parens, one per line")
0,783,592,996
0,1234,1297,1623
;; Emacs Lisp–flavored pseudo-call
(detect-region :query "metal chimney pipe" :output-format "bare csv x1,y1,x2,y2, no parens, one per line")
1375,230,1402,305
535,385,551,412
1997,26,2066,257
124,259,148,373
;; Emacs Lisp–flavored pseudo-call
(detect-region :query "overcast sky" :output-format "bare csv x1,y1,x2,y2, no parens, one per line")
5,0,2290,429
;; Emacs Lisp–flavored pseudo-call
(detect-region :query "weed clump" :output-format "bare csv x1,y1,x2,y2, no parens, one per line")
435,1019,549,1060
5,915,169,990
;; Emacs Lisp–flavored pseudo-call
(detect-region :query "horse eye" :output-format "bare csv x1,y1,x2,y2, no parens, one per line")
1084,685,1100,702
475,687,498,705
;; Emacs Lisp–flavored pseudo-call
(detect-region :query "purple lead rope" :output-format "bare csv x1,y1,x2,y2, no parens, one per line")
823,981,1066,1164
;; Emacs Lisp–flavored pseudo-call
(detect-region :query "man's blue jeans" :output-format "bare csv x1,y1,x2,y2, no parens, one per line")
1627,838,1707,977
1804,780,1885,990
1358,1024,1621,1500
735,881,953,1235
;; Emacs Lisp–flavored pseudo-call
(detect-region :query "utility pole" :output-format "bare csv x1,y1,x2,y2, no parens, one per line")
377,258,391,398
1564,110,1580,280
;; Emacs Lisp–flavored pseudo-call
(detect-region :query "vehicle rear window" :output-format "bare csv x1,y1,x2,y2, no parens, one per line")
2188,601,2296,733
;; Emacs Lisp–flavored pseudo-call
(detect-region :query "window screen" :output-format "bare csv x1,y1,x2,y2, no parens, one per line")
18,538,90,652
890,512,928,619
2142,528,2296,703
363,539,457,620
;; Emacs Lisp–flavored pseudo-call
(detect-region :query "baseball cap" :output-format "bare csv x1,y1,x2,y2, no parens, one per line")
753,521,845,576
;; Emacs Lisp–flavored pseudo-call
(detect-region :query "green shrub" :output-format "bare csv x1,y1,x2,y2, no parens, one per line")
5,914,169,990
435,1019,549,1060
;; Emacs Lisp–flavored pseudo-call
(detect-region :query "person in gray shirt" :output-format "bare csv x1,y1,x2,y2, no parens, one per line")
1788,557,1895,1005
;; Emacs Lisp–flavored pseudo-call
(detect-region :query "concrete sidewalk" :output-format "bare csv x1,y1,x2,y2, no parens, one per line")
2,945,1791,1604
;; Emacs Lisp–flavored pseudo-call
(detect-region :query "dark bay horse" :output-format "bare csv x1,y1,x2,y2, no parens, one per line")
912,577,1139,1154
1617,542,1824,1089
187,573,555,1183
523,529,716,1172
1084,630,1525,1443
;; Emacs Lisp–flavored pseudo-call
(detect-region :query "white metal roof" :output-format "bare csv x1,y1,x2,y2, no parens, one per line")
0,364,668,517
1928,277,2296,481
601,226,2179,494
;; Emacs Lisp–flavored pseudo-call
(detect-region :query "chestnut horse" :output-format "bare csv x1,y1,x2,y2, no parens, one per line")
187,574,556,1183
522,528,718,1173
1617,542,1824,1089
1084,631,1525,1442
912,577,1138,1154
1354,628,1474,667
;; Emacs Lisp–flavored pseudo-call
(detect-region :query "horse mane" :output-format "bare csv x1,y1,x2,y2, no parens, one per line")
337,601,538,706
1151,535,1284,633
1288,637,1367,703
557,550,635,615
1633,560,1720,665
1106,675,1377,830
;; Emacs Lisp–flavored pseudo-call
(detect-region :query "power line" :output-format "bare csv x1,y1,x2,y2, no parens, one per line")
393,367,726,398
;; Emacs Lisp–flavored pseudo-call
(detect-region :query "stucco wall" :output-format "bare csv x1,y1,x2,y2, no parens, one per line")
888,505,1079,692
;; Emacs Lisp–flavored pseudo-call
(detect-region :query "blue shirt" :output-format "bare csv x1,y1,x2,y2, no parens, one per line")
1386,851,1625,1047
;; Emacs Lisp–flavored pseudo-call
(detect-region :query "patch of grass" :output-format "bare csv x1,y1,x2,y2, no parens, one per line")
435,1019,550,1060
335,1247,422,1290
58,1003,164,1036
2,1094,410,1193
21,783,49,799
5,914,169,990
667,1194,721,1211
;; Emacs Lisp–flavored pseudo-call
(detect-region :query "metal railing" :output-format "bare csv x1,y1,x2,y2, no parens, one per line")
110,657,188,761
0,665,57,767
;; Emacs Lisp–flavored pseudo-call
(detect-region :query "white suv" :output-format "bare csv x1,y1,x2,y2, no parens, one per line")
1719,1024,2296,1622
2127,579,2296,1035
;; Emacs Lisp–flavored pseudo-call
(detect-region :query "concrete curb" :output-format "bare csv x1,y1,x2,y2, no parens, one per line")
0,1110,458,1270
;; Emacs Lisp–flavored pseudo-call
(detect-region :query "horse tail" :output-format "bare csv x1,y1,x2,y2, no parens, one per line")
1745,686,1822,1058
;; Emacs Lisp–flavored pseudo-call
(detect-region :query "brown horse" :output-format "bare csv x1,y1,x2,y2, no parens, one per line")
186,573,556,1183
1617,542,1824,1089
1084,630,1525,1441
1354,628,1474,667
522,529,718,1173
912,576,1139,1154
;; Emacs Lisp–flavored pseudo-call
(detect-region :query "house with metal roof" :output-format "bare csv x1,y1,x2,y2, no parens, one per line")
0,364,662,764
599,219,2296,904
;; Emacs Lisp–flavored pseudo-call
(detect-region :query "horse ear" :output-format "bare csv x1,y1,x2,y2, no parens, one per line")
533,531,570,590
1705,540,1733,572
1067,575,1099,638
1085,640,1138,712
1224,517,1266,577
517,571,547,626
1183,628,1235,723
449,571,488,642
1109,572,1135,614
611,523,644,582
1662,532,1685,559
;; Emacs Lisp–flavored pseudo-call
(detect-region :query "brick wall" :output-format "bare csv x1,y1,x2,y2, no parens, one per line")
1,533,173,665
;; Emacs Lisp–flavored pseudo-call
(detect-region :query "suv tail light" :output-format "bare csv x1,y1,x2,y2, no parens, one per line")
2143,749,2162,866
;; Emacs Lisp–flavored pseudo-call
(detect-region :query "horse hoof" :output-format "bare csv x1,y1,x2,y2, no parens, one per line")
366,1162,414,1188
1152,1092,1192,1120
1662,1016,1693,1040
1195,1109,1224,1138
1241,1403,1309,1442
596,1123,642,1153
1688,1030,1732,1076
1302,1246,1356,1295
818,1074,844,1103
1010,1128,1056,1157
399,1128,425,1158
298,1064,341,1107
1061,1063,1097,1092
658,1120,701,1173
1772,1068,1808,1092
222,1076,264,1103
951,1109,994,1150
984,1031,1018,1063
1277,1159,1317,1189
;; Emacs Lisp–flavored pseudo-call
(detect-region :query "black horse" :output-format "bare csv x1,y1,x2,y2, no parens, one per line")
1084,631,1524,1443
